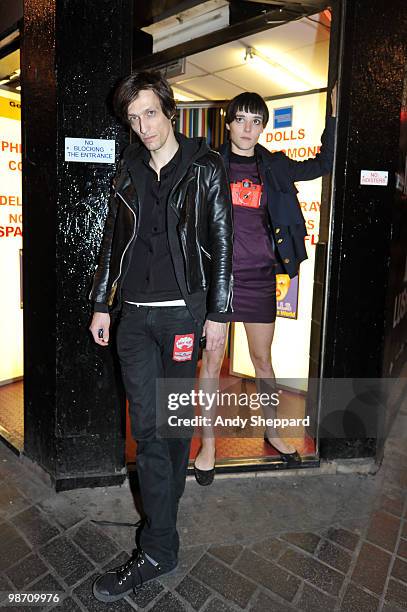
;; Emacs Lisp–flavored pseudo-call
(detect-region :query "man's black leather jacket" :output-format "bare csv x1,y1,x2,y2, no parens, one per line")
90,133,233,322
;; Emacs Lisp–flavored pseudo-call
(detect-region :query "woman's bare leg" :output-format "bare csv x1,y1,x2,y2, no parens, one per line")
195,329,228,470
244,322,296,454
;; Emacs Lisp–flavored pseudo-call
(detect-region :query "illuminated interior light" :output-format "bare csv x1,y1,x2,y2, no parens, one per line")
16,85,21,91
254,46,320,88
244,47,314,91
172,86,206,101
172,88,196,101
0,79,9,85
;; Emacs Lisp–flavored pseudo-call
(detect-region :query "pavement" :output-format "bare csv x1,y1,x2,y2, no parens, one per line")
0,403,407,612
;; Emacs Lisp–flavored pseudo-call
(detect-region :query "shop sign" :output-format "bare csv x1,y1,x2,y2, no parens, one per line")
65,137,115,163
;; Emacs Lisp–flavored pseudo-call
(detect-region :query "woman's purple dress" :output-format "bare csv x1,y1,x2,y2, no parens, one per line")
224,152,277,323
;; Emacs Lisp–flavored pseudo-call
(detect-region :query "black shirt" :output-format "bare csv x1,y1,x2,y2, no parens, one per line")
122,147,183,303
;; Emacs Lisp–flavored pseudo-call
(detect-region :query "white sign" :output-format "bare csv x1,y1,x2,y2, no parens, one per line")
65,137,115,164
360,170,388,186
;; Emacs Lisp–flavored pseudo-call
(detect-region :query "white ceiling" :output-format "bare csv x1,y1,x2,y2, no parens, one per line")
170,12,330,101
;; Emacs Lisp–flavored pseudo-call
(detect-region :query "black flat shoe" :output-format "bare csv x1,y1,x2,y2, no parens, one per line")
193,461,216,486
264,434,302,466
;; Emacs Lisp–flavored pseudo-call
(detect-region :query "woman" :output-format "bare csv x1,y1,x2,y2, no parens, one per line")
194,87,337,485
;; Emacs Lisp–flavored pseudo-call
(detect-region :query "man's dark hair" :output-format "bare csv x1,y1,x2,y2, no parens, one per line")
113,71,176,124
226,92,269,127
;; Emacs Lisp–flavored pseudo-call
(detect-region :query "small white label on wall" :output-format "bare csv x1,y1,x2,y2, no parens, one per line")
65,137,115,163
360,170,388,186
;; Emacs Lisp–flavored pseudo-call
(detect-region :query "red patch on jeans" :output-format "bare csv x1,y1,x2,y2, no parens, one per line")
173,333,195,361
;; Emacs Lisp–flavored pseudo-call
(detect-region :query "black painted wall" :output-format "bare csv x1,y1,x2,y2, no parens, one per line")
318,0,407,458
22,0,133,489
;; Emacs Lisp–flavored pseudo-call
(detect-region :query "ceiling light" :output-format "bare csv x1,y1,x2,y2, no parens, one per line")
244,46,313,92
16,85,21,91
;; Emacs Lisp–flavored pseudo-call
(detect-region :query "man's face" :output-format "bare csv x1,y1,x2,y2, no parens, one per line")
227,109,264,154
127,89,173,152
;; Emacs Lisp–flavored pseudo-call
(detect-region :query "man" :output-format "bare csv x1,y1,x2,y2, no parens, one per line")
89,71,232,601
194,87,336,483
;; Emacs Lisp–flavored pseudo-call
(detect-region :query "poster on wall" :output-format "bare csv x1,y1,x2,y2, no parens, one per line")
276,274,299,319
0,91,23,384
230,91,327,389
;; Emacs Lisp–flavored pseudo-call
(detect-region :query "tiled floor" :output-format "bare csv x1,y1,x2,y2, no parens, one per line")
0,381,23,450
0,395,406,610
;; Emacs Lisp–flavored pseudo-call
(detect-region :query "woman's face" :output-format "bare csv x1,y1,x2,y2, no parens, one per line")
227,109,264,156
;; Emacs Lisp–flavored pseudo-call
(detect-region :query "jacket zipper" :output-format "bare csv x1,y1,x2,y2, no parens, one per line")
200,245,211,260
110,191,137,291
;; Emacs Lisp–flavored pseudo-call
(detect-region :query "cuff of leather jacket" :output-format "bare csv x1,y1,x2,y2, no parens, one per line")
93,302,109,313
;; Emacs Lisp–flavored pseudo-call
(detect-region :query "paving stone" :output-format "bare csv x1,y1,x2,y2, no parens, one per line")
11,506,60,547
352,542,391,596
378,490,405,517
234,549,300,602
0,521,31,571
325,527,360,551
251,537,286,561
73,573,135,611
0,482,30,517
39,496,85,530
208,544,243,565
40,535,95,585
279,547,344,596
403,523,407,538
397,539,407,559
176,575,211,610
71,521,118,564
392,558,407,584
203,598,236,612
281,531,321,553
249,590,295,612
157,546,207,591
5,553,48,589
14,474,55,505
0,573,13,590
48,596,82,611
366,511,400,552
317,540,353,574
30,573,66,600
386,578,407,609
382,603,405,612
190,554,256,608
297,583,337,612
340,583,380,611
149,591,188,611
128,579,164,608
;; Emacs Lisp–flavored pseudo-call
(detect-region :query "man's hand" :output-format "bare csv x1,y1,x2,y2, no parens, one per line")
89,312,111,346
331,82,337,117
203,320,227,352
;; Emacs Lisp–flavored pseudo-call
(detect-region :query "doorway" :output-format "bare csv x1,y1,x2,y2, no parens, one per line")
0,46,23,451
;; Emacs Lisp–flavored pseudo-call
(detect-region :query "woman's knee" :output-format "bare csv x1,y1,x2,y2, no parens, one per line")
249,351,272,372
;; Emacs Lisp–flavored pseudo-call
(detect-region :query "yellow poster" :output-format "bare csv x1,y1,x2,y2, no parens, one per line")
0,91,23,383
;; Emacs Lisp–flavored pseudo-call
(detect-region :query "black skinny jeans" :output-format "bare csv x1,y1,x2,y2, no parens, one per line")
116,303,202,569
